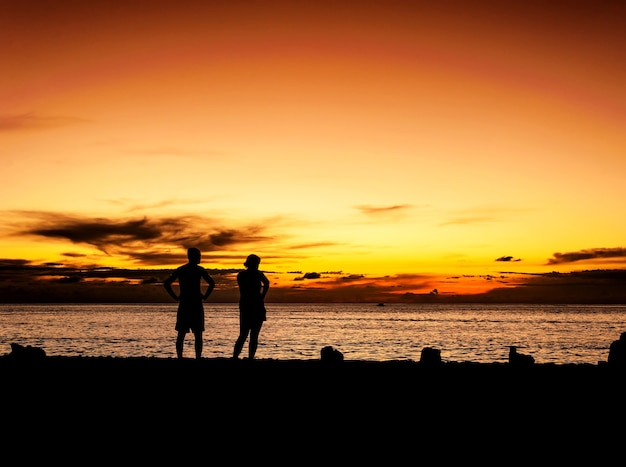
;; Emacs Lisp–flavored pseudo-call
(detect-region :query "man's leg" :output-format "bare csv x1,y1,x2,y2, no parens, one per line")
176,330,186,358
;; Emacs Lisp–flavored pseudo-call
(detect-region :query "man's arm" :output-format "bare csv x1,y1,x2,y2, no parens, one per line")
163,271,179,301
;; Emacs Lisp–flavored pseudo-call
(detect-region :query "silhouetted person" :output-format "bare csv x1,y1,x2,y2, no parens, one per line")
233,254,269,360
608,332,626,368
164,247,215,359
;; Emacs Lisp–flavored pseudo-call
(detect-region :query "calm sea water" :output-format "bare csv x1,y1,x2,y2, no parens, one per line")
1,303,625,364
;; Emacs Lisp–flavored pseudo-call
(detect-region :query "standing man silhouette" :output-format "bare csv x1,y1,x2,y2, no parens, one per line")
164,247,215,360
233,254,269,360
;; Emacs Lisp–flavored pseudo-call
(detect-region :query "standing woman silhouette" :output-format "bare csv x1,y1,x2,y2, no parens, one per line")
233,254,269,360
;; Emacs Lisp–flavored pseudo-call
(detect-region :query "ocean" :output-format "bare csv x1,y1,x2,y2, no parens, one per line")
1,302,625,364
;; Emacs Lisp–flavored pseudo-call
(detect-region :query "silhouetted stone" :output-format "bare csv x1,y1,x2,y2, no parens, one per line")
420,347,442,366
320,345,343,362
508,345,534,366
608,332,626,368
8,343,46,360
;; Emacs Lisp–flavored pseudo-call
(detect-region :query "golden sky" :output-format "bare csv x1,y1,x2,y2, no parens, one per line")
1,0,625,302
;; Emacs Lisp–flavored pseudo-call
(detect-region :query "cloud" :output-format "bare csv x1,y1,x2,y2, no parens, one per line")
439,216,498,226
61,252,88,258
547,248,626,265
208,229,269,247
9,208,349,272
3,210,303,266
495,256,521,262
27,216,164,246
355,204,413,216
0,258,32,267
339,274,365,281
287,241,339,250
1,258,625,303
103,198,206,213
438,205,527,227
294,272,321,281
0,113,89,132
483,269,626,303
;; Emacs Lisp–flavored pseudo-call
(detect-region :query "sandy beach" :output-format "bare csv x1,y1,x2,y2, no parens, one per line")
1,353,624,462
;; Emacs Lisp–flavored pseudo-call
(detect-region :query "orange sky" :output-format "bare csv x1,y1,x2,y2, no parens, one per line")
1,0,625,302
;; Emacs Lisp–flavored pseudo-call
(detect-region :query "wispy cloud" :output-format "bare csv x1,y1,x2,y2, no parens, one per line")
3,210,301,266
355,204,413,216
0,113,89,132
547,248,626,265
438,205,525,227
495,256,521,262
102,198,209,213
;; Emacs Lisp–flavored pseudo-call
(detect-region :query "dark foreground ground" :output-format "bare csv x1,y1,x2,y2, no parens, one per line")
2,355,624,462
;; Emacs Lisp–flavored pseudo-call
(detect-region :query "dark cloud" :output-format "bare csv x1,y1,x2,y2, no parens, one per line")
482,269,626,304
0,113,88,132
339,274,365,281
547,248,626,265
295,272,321,281
58,276,82,284
209,230,248,246
0,258,31,267
1,260,625,303
61,252,88,258
28,217,164,246
496,256,521,262
5,210,282,265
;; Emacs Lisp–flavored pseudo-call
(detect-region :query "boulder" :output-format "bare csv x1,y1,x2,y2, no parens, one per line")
608,332,626,368
8,343,47,360
320,345,344,362
420,347,442,366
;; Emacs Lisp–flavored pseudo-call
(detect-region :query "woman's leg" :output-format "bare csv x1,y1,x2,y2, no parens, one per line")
248,323,263,359
233,322,249,359
194,330,203,360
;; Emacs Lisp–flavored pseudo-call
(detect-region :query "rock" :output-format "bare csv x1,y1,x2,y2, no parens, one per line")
320,345,344,362
608,332,626,368
8,343,47,360
508,345,534,366
420,347,442,366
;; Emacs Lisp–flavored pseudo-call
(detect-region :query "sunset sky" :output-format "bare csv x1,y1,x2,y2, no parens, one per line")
1,0,625,302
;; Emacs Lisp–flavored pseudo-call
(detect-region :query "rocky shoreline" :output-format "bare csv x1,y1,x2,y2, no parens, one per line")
2,351,623,462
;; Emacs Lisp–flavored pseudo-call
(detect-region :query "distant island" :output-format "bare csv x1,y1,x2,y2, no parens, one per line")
0,264,624,304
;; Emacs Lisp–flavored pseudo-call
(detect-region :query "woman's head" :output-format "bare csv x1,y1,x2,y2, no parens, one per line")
244,254,261,268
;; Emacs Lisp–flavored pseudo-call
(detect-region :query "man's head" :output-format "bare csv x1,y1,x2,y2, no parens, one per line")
187,247,201,264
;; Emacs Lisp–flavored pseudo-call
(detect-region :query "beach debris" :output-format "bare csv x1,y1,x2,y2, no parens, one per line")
320,345,344,362
7,343,47,360
508,346,534,367
420,347,442,366
608,332,626,368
